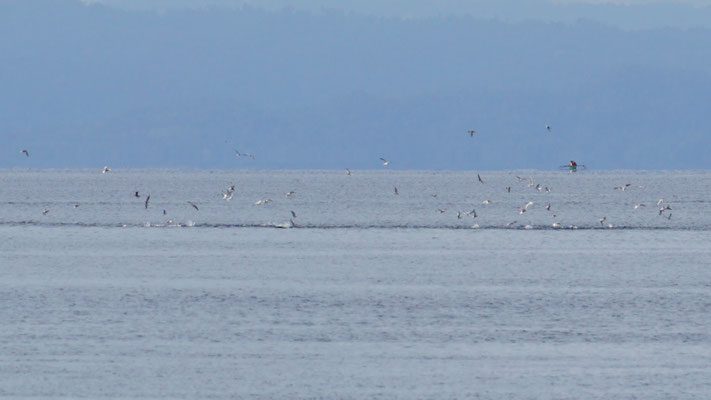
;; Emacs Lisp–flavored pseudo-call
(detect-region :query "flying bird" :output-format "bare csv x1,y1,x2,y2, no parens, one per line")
42,209,49,215
614,184,632,191
468,129,476,137
599,216,606,225
21,149,29,157
634,203,646,209
285,191,295,198
546,125,551,131
477,174,484,184
135,191,140,198
188,201,199,211
345,168,352,175
394,186,399,195
144,195,150,209
102,166,111,174
235,150,255,159
380,157,390,166
290,210,297,218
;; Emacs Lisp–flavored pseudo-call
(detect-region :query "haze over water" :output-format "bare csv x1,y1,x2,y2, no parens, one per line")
1,169,710,398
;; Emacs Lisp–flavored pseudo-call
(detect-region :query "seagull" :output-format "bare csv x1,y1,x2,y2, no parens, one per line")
535,184,542,191
145,195,150,209
235,150,255,159
135,191,140,198
188,201,199,211
666,213,672,220
162,209,167,215
528,177,535,187
437,208,447,213
42,209,49,215
552,222,561,228
634,203,646,209
345,168,352,175
506,186,511,193
477,174,484,184
21,149,29,157
73,204,79,208
290,210,297,218
254,198,272,206
657,198,664,206
614,184,632,191
506,220,518,227
285,191,295,198
545,187,551,192
380,157,389,166
482,199,492,204
519,201,533,214
599,216,606,225
393,186,399,195
468,129,476,137
659,205,671,215
431,194,438,198
469,209,477,218
457,211,462,219
222,191,233,201
545,203,551,211
102,166,111,174
546,125,551,131
515,176,525,182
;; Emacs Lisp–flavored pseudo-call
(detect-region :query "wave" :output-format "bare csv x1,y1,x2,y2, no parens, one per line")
0,220,707,231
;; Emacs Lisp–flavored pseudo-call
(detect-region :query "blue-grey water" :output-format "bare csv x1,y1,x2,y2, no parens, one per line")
1,169,710,399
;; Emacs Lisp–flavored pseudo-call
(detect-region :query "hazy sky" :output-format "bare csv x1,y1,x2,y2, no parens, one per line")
2,0,710,169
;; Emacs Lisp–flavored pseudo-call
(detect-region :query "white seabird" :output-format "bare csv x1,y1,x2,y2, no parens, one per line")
380,157,390,166
235,150,255,159
102,166,111,174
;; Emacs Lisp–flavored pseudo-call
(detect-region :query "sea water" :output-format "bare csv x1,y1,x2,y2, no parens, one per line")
1,169,710,399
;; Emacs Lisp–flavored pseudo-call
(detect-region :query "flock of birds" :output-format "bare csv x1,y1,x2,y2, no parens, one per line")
17,126,676,229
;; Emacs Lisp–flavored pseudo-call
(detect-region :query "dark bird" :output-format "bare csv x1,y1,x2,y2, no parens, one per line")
162,209,167,215
290,210,297,218
394,186,399,195
42,209,49,215
468,129,476,137
506,186,511,193
546,125,551,131
135,191,140,198
477,174,484,184
145,195,150,209
188,201,199,211
21,149,29,157
346,168,352,175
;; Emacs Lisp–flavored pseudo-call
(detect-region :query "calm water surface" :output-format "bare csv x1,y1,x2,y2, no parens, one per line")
1,169,710,399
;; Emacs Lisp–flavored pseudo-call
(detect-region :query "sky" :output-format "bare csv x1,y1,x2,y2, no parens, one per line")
1,0,710,169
